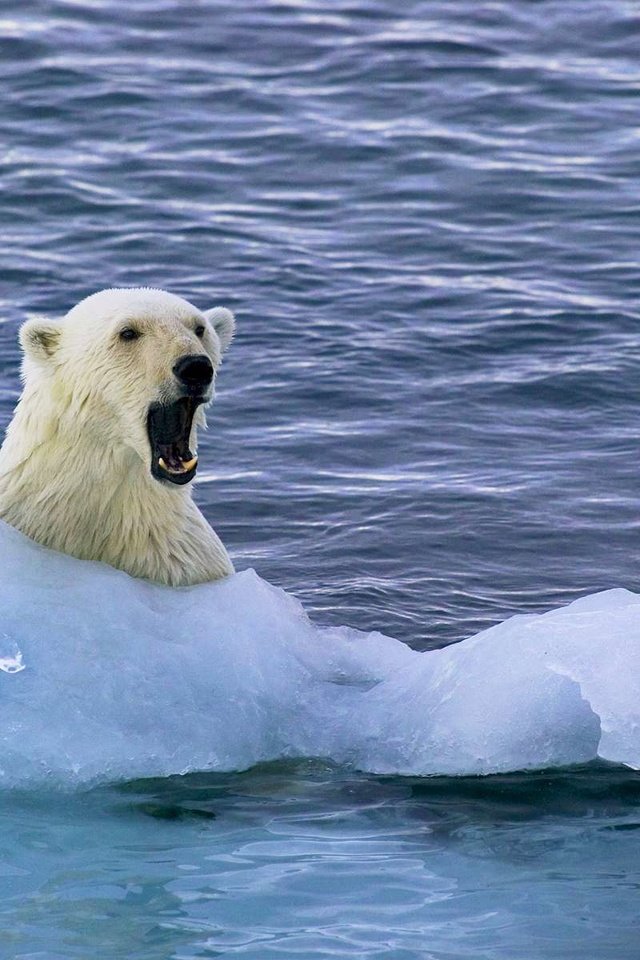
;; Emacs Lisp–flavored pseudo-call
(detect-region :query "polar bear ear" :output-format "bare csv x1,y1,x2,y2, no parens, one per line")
203,307,235,354
19,318,62,364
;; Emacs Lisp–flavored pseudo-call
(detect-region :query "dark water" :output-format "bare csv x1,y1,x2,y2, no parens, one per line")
1,1,640,957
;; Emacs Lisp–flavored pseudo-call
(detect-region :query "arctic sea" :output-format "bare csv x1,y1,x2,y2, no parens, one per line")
1,0,640,957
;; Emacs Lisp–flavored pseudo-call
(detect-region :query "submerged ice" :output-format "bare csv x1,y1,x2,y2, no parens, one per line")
0,519,638,787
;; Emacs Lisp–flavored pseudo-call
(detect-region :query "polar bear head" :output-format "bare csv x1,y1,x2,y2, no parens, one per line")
19,288,235,486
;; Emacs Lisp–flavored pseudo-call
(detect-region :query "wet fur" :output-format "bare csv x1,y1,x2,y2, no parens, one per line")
0,288,235,586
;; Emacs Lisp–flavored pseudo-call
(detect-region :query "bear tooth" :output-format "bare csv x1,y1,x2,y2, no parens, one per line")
158,456,168,470
181,456,198,471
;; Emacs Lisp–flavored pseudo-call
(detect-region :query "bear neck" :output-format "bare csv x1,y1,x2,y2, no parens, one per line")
0,383,233,586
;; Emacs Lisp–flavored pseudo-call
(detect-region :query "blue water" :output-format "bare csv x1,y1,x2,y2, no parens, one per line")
1,0,640,956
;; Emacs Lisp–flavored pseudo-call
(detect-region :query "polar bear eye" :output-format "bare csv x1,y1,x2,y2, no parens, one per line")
119,327,141,342
195,325,205,338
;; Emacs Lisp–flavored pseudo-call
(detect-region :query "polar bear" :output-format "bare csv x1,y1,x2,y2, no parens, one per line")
0,288,236,586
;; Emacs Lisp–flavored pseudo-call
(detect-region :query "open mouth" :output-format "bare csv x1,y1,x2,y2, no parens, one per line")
147,397,203,485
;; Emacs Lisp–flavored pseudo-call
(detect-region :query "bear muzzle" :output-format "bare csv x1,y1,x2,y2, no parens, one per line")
146,354,215,485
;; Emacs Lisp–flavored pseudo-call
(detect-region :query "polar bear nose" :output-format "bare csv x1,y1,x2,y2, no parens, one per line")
173,354,214,391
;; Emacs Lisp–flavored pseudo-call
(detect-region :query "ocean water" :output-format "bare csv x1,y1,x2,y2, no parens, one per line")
1,0,640,957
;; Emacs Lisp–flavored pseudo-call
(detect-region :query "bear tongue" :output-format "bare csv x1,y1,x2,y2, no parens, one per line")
158,444,197,474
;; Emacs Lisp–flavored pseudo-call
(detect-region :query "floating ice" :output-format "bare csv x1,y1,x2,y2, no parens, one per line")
0,519,638,787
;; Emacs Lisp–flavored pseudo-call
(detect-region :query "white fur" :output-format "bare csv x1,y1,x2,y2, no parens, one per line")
0,288,236,586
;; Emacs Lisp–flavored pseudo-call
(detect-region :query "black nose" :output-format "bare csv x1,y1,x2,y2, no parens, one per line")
173,354,214,391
